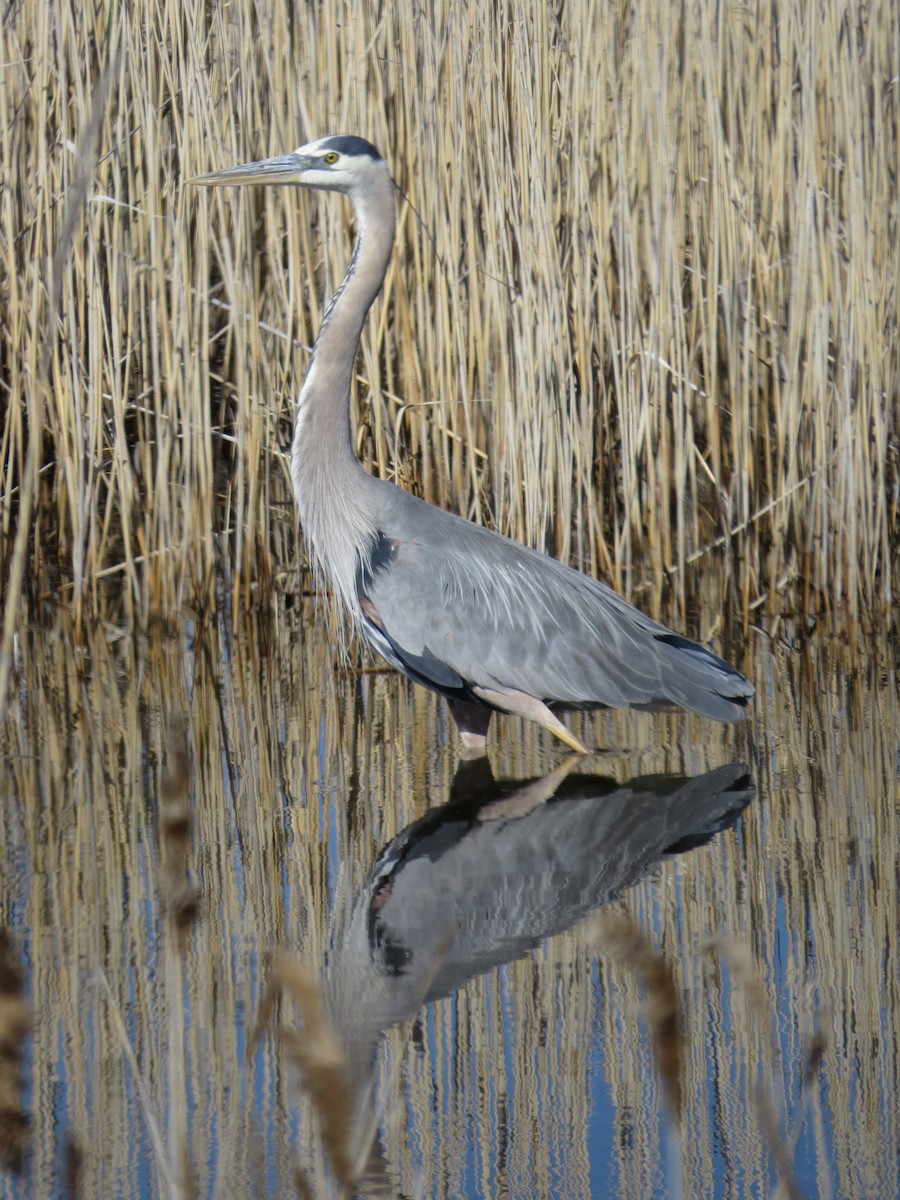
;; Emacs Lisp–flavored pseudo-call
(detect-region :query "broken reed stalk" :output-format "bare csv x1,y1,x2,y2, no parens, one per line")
0,0,897,675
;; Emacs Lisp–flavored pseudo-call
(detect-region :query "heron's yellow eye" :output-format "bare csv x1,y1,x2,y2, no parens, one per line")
323,151,339,164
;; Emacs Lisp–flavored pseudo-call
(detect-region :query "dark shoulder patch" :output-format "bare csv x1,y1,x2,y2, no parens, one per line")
321,135,383,161
357,530,395,593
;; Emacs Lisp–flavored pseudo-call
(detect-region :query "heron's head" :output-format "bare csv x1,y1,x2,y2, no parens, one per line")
191,135,389,198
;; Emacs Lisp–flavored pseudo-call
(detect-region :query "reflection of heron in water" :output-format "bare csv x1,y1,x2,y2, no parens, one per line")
194,136,754,755
318,759,754,1186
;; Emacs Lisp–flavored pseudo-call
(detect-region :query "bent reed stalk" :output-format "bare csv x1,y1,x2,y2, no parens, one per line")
1,0,897,668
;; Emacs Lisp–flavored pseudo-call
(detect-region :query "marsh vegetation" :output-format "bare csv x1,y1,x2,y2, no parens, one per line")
1,0,898,661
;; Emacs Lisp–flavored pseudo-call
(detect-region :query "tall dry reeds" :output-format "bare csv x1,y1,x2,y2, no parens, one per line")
1,0,898,685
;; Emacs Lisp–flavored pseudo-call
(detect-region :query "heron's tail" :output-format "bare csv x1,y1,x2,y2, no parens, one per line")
653,633,754,722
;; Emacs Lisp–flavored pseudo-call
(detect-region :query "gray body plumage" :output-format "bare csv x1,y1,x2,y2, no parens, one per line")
195,135,753,747
353,486,750,721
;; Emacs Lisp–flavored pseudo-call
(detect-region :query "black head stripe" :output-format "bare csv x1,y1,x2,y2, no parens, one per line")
320,135,383,161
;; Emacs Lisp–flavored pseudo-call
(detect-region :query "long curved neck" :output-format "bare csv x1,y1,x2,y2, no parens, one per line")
291,170,396,613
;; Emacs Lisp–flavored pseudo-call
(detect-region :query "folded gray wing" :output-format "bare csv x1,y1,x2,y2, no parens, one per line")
359,505,752,720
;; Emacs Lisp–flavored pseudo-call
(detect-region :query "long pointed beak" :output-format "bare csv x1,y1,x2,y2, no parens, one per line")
189,153,314,188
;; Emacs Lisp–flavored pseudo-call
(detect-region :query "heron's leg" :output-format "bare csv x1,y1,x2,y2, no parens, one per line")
447,697,492,759
471,685,592,755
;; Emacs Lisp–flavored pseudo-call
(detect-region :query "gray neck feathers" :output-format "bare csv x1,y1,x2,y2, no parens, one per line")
290,169,396,616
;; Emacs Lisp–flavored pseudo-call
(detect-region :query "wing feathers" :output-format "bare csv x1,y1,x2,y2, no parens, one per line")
360,504,752,721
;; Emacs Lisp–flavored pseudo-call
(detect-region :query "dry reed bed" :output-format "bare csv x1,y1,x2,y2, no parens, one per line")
0,603,896,1196
1,1,898,695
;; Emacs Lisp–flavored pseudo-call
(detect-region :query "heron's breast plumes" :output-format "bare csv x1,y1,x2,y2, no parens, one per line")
290,389,377,619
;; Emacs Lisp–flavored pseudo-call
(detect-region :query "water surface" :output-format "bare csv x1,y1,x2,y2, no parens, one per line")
0,601,897,1198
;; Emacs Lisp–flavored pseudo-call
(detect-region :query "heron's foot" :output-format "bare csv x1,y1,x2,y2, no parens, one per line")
471,685,593,754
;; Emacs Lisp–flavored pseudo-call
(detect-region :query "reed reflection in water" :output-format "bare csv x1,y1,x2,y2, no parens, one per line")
0,600,897,1198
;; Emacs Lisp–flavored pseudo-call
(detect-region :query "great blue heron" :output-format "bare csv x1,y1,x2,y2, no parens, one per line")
194,135,753,754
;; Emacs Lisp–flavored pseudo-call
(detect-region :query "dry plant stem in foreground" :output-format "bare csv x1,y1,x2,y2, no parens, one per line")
587,911,684,1125
63,1138,83,1199
705,938,829,1200
158,718,200,1199
158,720,201,938
250,955,376,1192
0,929,32,1174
